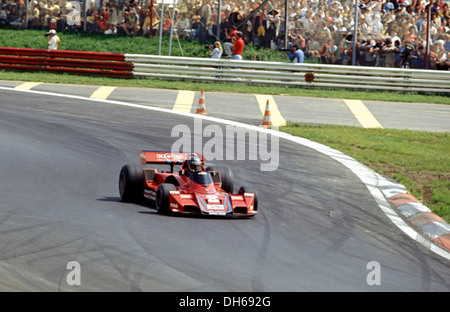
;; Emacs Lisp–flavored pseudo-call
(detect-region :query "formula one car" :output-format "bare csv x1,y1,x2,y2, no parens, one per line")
118,151,258,217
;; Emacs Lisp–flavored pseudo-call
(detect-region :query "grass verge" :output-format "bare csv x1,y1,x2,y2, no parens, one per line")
280,123,450,223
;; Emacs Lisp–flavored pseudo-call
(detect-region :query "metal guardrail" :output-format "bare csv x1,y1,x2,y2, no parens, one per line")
125,54,450,94
0,48,448,94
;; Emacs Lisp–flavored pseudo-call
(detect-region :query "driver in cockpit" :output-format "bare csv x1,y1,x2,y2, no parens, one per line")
186,154,202,172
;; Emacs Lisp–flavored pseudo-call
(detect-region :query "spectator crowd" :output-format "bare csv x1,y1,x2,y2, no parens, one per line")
1,0,449,69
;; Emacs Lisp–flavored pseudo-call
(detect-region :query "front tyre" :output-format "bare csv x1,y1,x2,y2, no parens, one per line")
239,186,258,211
156,183,176,214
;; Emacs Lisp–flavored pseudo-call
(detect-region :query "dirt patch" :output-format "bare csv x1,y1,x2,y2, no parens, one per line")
369,163,447,204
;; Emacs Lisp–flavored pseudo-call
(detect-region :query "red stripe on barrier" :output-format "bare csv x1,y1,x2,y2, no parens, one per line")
0,47,48,57
49,50,126,61
0,64,133,78
0,55,48,66
0,64,47,71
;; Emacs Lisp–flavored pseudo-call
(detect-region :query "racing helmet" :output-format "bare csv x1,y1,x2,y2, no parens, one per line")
187,153,202,172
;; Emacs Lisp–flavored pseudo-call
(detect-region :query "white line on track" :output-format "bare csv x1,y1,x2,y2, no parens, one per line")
1,86,448,260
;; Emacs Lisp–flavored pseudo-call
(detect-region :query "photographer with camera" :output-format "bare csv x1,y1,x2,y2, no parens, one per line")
409,44,425,69
231,31,244,60
207,41,223,59
224,25,237,58
399,41,416,68
286,44,304,64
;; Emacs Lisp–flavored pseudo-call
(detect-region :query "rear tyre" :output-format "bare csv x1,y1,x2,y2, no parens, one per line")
238,186,258,211
119,164,143,202
156,183,176,214
206,165,234,193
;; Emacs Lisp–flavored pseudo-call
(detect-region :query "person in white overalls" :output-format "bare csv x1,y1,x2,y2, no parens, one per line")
46,29,60,50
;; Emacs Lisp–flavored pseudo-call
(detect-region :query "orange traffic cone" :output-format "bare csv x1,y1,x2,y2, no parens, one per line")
260,99,272,128
196,88,207,115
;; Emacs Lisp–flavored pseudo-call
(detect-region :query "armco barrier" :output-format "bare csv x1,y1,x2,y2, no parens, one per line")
0,47,133,78
125,54,450,94
1,48,449,93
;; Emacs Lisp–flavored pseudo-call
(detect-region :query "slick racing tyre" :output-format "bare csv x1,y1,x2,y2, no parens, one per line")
156,183,176,214
119,164,143,202
206,165,234,193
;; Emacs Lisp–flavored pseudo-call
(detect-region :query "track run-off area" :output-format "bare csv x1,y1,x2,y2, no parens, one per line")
0,81,449,291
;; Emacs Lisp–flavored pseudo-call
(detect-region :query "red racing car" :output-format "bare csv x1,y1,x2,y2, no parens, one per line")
118,151,258,217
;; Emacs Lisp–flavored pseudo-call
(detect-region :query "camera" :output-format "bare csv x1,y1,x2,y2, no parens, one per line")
204,45,213,49
401,43,415,63
404,43,414,52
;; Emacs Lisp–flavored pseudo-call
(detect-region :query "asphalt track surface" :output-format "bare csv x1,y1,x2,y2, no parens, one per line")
0,87,449,291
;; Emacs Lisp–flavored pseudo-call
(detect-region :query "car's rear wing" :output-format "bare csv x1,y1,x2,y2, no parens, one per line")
140,151,204,165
